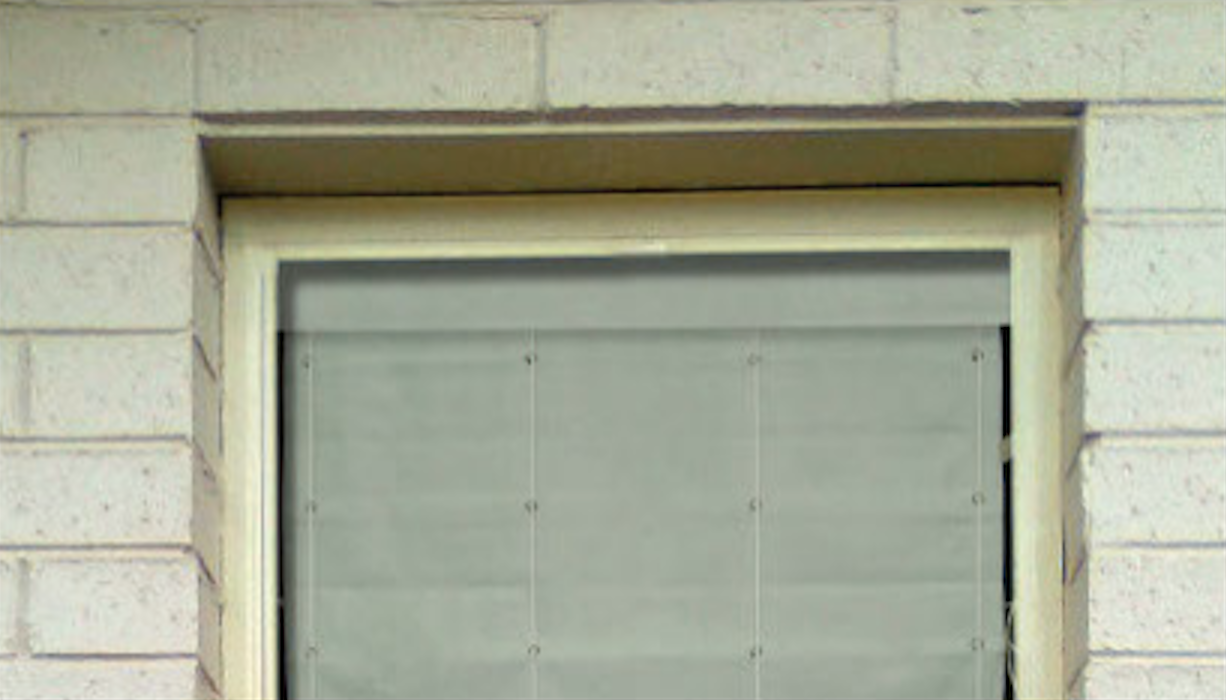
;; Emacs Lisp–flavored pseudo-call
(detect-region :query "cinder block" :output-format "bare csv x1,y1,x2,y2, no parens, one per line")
0,10,193,114
0,334,192,439
195,151,221,270
1087,550,1226,652
1064,456,1088,577
1082,219,1226,321
1064,559,1090,689
22,123,197,222
1082,438,1226,545
1082,659,1226,700
0,227,193,331
0,122,20,220
0,660,201,700
546,4,891,109
27,556,201,655
197,12,537,113
0,558,18,656
0,443,194,547
192,345,220,471
1081,325,1226,432
896,2,1226,102
192,234,222,374
1083,109,1226,213
192,451,222,583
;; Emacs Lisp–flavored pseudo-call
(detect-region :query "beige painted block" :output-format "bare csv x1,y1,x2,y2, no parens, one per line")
195,150,222,270
192,345,220,471
1082,659,1226,700
1063,455,1088,576
0,443,194,547
1064,559,1090,688
1082,438,1226,544
197,12,537,113
192,234,222,374
0,228,192,330
1088,550,1225,652
1083,219,1226,321
0,558,17,657
1081,325,1226,432
0,122,20,220
0,335,192,438
1083,109,1226,212
0,10,192,114
27,556,202,655
547,4,891,109
0,660,201,700
896,1,1226,102
23,123,197,222
192,450,222,582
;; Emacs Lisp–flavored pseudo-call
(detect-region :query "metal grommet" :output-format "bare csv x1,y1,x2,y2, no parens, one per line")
971,491,986,506
528,644,541,658
524,499,539,514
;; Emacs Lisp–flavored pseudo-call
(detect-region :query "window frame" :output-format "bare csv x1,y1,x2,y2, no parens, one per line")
223,188,1063,699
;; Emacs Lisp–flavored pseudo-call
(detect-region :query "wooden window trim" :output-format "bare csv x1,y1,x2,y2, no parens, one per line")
223,188,1063,699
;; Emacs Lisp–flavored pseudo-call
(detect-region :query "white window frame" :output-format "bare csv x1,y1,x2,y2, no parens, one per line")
223,188,1063,699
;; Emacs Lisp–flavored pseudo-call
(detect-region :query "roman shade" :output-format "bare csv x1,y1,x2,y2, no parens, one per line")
281,253,1007,699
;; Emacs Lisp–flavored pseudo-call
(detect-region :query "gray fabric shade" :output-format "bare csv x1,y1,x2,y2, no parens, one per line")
281,254,1008,700
280,253,1009,332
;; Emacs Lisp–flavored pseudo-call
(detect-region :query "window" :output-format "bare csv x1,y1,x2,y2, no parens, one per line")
224,190,1062,699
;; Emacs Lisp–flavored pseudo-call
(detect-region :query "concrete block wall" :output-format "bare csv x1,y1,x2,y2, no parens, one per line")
0,107,222,696
1,1,1224,698
1061,105,1226,698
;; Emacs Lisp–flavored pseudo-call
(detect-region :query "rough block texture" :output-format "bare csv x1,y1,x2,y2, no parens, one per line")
20,123,197,223
1080,325,1226,432
191,346,221,471
0,227,193,330
192,234,222,373
0,660,203,700
1087,551,1226,652
0,10,193,114
26,557,203,655
1,3,1225,700
1081,660,1226,700
0,334,193,439
1082,109,1226,213
546,4,891,108
0,558,17,657
0,122,20,220
1081,438,1226,544
0,443,195,547
895,1,1226,103
1081,218,1226,321
197,12,538,113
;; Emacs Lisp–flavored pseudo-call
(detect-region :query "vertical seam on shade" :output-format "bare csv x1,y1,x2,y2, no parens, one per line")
528,328,540,700
305,335,319,699
975,330,986,699
752,329,763,700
